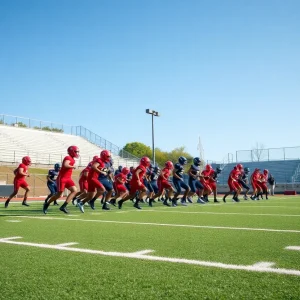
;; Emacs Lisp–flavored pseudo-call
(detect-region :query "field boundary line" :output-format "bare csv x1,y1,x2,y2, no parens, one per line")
11,216,300,234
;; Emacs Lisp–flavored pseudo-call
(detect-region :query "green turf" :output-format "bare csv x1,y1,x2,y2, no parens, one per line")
0,196,300,299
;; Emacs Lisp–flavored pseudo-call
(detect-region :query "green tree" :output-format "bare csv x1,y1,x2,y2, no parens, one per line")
123,142,152,158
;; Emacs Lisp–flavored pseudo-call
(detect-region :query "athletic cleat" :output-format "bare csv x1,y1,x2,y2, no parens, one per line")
163,199,171,207
109,199,116,206
22,201,30,207
4,200,9,208
133,202,142,210
78,201,85,213
197,197,205,204
214,199,220,203
53,201,59,206
180,200,187,206
187,197,193,203
102,203,110,210
171,199,177,207
148,199,153,207
89,200,95,210
59,206,69,214
43,202,49,214
243,195,248,200
223,196,226,203
118,200,124,209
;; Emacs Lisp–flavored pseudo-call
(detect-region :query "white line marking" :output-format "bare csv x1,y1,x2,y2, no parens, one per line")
137,211,300,217
6,220,21,223
0,237,299,276
285,246,300,251
12,216,300,234
131,250,155,255
55,242,78,247
252,262,276,268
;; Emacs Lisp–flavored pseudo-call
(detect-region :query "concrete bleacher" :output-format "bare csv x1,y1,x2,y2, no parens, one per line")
0,125,139,168
211,160,300,184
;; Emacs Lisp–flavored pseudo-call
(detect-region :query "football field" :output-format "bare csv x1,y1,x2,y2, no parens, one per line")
1,196,300,299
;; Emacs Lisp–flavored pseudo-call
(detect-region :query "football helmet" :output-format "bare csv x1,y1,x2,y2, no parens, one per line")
22,156,31,166
165,161,174,170
140,156,151,167
236,163,243,170
54,163,61,171
178,156,187,165
67,146,80,158
121,167,130,175
100,150,111,163
193,157,201,166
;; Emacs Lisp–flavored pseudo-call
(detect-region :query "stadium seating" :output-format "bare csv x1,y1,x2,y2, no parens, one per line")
0,125,139,168
211,160,300,184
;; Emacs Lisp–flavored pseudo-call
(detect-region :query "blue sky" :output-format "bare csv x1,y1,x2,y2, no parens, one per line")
0,0,299,162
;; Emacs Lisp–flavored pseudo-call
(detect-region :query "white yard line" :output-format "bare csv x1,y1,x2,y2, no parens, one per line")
10,216,300,234
134,211,300,217
0,237,299,276
285,246,300,251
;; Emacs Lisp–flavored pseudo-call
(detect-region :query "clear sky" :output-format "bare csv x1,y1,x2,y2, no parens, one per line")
0,0,299,162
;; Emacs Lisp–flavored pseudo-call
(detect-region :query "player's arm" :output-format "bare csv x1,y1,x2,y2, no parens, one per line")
18,167,29,177
63,160,76,169
47,171,54,183
135,168,143,185
172,168,181,180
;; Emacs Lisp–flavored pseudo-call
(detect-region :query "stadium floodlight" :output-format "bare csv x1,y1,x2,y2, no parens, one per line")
145,109,160,165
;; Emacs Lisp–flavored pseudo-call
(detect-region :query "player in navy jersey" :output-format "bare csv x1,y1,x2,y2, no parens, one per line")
114,165,123,176
239,167,250,200
150,166,160,195
44,163,61,206
98,156,115,210
187,157,205,204
144,164,155,206
172,156,191,206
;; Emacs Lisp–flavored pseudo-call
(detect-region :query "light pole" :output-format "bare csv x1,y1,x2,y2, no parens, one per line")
146,109,160,165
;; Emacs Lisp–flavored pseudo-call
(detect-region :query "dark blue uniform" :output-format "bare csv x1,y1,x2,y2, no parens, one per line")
98,162,114,191
47,169,59,195
188,164,203,193
143,167,154,193
238,172,250,191
150,170,159,194
172,163,189,193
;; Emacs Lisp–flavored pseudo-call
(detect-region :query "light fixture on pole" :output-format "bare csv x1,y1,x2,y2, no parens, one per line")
145,109,160,165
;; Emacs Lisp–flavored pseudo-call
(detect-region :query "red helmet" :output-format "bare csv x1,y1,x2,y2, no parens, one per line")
68,146,80,158
140,156,151,167
236,163,243,170
263,169,269,174
22,156,31,166
100,150,111,163
121,167,130,175
165,161,174,170
205,164,212,171
93,155,99,161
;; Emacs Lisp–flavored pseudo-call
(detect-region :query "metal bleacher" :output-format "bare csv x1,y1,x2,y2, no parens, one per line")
0,125,139,168
211,160,300,184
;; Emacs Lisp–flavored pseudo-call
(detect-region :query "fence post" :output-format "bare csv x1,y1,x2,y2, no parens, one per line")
268,149,269,161
283,148,286,160
33,175,36,197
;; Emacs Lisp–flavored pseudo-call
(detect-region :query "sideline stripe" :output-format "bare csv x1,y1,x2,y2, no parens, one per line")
0,237,299,276
135,211,300,217
285,246,300,251
12,216,300,234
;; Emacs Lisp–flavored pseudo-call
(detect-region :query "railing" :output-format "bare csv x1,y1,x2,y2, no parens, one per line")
0,113,139,162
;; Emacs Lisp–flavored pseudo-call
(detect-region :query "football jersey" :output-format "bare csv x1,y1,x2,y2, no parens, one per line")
14,163,28,180
173,163,184,179
58,156,75,178
47,169,59,182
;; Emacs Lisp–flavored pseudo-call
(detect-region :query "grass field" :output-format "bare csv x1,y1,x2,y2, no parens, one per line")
1,196,300,299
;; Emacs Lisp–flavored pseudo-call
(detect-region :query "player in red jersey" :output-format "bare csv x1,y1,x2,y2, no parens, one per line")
223,165,242,202
250,168,262,200
113,167,130,200
153,161,174,207
72,156,98,205
43,146,79,214
5,156,31,208
118,156,151,210
258,169,269,199
77,150,111,212
199,165,213,202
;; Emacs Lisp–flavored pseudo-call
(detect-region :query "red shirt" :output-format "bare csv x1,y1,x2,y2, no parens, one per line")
58,156,75,178
229,169,240,181
14,163,28,180
114,173,127,184
80,165,91,179
251,171,260,182
88,158,105,180
132,165,146,182
159,167,171,181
